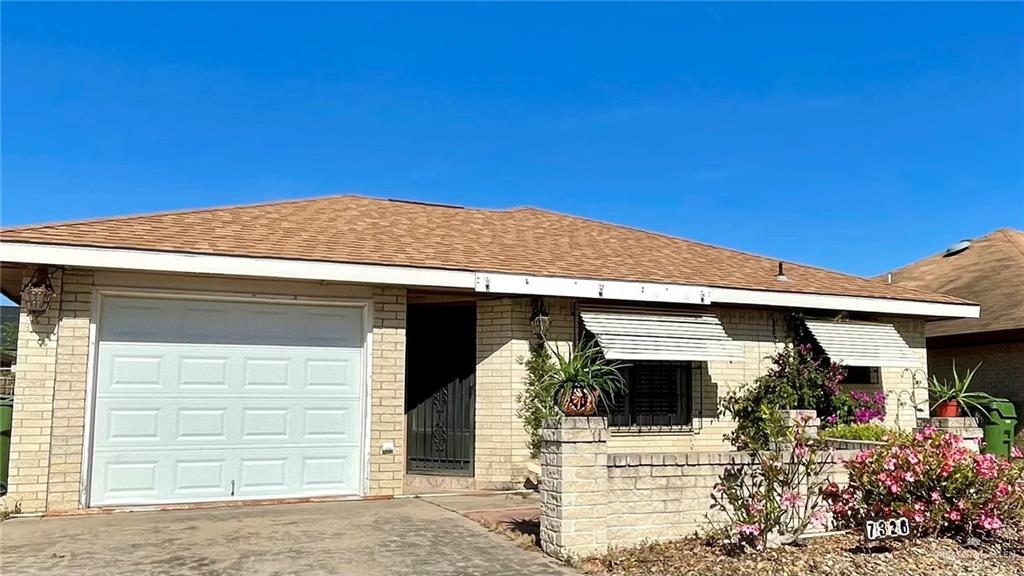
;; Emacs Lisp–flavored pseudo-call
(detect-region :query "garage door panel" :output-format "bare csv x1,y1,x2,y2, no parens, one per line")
174,460,228,495
179,357,230,389
177,408,229,441
90,296,366,507
98,346,362,397
301,451,357,491
96,398,361,448
242,408,290,440
100,297,364,348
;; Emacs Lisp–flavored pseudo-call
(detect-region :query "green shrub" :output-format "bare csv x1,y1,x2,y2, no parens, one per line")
516,336,557,459
722,343,846,449
709,411,837,551
820,423,904,442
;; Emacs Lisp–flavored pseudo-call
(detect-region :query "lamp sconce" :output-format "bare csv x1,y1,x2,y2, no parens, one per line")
22,267,55,317
530,296,550,337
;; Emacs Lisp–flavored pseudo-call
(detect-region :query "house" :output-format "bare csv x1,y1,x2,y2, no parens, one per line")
884,228,1024,416
0,195,978,514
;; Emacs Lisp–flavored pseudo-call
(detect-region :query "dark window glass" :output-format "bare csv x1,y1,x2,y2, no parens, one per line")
840,365,876,384
607,361,692,428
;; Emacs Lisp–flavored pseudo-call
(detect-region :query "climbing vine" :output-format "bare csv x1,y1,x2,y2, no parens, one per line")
516,333,557,459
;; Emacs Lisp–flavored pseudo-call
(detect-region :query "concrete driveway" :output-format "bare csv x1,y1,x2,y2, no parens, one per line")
0,498,575,576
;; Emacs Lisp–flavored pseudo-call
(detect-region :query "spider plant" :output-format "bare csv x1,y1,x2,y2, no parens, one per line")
928,361,993,417
543,338,627,415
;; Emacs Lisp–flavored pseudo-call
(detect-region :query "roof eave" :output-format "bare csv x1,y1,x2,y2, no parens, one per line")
0,241,980,319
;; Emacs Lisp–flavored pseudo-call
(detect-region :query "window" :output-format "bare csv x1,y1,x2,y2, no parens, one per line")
840,365,879,385
607,361,692,429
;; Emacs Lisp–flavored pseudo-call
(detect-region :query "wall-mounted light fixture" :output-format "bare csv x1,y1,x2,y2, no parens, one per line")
530,296,550,337
22,267,55,317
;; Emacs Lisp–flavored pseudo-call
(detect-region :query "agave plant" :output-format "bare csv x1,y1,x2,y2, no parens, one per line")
543,338,627,416
928,361,993,417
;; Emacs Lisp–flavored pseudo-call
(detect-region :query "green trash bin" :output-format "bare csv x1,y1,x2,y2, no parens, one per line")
977,398,1017,459
0,395,12,494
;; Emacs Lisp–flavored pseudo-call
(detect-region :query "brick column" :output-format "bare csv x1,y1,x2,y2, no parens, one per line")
540,416,608,560
368,286,407,496
7,268,63,514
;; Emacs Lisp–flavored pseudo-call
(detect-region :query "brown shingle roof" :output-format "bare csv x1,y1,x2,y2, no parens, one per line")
884,228,1024,336
1,195,967,305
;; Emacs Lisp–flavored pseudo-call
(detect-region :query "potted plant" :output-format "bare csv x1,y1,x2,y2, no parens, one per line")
929,361,992,417
543,339,627,416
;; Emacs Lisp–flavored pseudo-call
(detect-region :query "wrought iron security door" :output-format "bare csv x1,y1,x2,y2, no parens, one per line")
406,304,476,475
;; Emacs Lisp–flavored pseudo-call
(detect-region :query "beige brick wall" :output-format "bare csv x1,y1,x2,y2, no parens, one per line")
539,417,609,559
605,450,852,547
541,417,854,553
368,286,407,496
929,341,1024,409
6,269,64,514
6,268,95,513
475,297,573,488
882,317,930,430
45,270,95,510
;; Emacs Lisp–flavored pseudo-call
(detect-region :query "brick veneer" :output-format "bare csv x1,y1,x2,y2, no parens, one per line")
45,270,94,510
6,268,64,513
539,416,609,559
541,417,855,557
368,286,408,496
475,297,573,489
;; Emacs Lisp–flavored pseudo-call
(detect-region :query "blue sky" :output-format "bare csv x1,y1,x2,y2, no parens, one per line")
2,2,1022,277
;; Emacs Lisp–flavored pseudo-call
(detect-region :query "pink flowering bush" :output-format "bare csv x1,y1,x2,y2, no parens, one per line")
824,426,1024,537
709,410,837,551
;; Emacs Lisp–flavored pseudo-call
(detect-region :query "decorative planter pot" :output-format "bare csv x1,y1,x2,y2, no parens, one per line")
934,400,959,417
559,386,598,416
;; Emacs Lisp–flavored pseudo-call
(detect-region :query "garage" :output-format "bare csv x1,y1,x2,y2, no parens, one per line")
87,295,368,507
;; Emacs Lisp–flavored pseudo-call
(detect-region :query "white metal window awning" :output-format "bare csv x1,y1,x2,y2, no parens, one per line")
803,319,920,368
579,306,744,362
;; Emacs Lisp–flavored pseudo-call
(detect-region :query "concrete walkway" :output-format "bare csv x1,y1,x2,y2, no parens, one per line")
0,498,574,576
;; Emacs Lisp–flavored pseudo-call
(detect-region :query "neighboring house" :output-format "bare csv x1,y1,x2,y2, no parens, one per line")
884,228,1024,414
0,195,977,514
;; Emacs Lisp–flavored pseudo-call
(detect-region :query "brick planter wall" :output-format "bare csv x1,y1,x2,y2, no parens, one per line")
541,416,856,558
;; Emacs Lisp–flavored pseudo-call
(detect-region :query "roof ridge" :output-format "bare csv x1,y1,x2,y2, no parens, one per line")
999,227,1024,260
0,193,366,233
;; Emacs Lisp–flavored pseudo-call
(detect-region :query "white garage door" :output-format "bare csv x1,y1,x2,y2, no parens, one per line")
89,296,367,507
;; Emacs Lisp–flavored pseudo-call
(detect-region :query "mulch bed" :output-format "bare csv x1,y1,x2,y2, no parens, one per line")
583,531,1024,576
465,504,1024,576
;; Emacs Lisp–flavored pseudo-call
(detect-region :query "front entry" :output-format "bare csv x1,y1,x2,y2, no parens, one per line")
405,303,476,475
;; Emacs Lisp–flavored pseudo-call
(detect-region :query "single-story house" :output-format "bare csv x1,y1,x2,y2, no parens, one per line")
0,195,978,514
884,228,1024,418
